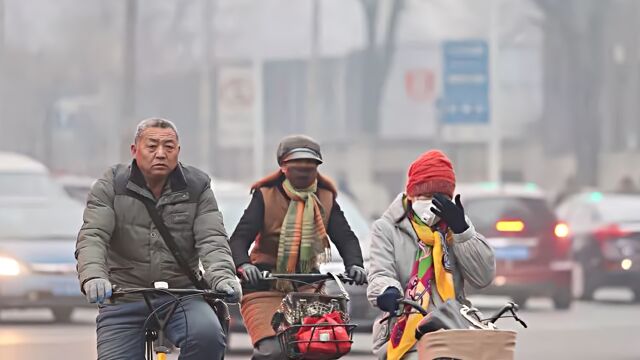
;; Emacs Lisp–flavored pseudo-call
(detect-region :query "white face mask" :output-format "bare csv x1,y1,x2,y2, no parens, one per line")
412,199,440,226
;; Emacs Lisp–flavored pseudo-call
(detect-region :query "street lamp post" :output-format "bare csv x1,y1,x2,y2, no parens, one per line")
488,0,502,183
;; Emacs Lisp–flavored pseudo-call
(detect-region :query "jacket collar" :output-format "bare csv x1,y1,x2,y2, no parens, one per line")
251,170,338,196
127,160,189,204
381,193,418,240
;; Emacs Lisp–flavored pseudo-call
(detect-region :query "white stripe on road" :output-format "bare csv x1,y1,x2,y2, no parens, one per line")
0,328,95,346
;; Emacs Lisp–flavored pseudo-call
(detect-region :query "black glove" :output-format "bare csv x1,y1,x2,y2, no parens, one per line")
431,193,469,234
237,263,262,286
376,287,402,313
346,265,367,285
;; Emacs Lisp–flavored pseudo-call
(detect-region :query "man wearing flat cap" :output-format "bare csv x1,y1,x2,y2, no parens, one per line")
229,134,366,360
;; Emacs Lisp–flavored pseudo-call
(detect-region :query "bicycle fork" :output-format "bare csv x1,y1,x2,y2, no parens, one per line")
143,293,178,360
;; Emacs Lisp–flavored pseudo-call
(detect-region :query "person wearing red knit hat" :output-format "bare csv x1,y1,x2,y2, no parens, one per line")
366,150,496,360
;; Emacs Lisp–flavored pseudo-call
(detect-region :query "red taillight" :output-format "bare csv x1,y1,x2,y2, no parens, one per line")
554,223,570,238
594,224,630,242
554,222,572,258
496,220,525,232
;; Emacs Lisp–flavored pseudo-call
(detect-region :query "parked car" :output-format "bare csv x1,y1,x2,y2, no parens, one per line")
556,192,640,301
458,182,573,309
53,174,96,203
0,152,87,322
212,180,375,332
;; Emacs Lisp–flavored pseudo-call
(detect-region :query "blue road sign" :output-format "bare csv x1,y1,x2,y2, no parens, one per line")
441,40,490,124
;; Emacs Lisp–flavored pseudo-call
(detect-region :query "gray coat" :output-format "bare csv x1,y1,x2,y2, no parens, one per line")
75,161,237,296
366,194,495,358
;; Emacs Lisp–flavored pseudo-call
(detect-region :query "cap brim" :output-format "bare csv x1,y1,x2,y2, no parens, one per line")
282,150,323,164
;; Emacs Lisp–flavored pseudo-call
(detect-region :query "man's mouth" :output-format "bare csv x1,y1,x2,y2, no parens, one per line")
152,164,168,168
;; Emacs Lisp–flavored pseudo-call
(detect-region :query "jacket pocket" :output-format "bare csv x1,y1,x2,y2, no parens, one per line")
169,211,190,224
108,266,134,274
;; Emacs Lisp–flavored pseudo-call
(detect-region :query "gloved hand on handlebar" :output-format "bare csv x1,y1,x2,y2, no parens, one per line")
346,265,367,285
83,278,112,304
376,287,402,313
215,278,242,303
237,263,263,286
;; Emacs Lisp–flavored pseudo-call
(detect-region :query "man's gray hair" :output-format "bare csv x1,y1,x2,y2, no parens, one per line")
134,118,180,143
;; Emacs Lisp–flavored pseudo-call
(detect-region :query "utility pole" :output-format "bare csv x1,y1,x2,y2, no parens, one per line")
121,0,137,161
199,0,213,172
253,60,264,180
0,0,4,142
488,0,502,183
306,0,320,135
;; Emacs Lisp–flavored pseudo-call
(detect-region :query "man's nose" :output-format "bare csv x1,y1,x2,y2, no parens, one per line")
156,146,167,158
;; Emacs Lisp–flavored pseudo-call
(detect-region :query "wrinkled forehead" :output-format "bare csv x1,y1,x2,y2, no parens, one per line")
138,127,179,143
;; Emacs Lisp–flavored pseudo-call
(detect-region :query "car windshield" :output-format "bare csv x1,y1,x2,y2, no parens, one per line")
596,196,640,223
0,173,67,198
464,196,556,237
335,195,371,257
0,200,84,239
216,193,253,234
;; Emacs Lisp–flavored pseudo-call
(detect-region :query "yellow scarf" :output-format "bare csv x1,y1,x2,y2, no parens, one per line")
410,219,455,301
386,217,455,360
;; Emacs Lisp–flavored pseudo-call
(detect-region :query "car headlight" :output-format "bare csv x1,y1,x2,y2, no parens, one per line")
0,256,22,276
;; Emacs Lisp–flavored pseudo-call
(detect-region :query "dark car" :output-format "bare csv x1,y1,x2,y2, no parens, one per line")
212,180,375,333
556,192,640,301
458,183,573,309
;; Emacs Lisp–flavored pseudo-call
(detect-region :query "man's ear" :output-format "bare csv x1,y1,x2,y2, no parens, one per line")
130,143,137,157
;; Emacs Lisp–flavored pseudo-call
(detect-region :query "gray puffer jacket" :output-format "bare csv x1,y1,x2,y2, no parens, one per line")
366,193,495,358
75,161,237,297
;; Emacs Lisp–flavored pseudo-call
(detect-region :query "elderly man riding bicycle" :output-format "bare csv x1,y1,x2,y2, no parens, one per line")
75,118,241,360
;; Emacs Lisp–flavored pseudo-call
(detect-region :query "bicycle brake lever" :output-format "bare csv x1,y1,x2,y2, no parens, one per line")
508,301,520,312
111,284,121,294
510,309,528,328
339,273,355,285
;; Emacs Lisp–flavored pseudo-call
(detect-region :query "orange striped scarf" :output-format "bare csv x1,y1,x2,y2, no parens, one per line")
275,179,330,291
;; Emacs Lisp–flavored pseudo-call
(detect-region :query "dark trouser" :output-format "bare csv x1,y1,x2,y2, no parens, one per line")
96,296,225,360
252,336,284,360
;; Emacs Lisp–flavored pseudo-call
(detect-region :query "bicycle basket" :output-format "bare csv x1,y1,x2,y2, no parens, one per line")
275,292,350,329
418,329,517,360
278,305,356,360
271,273,356,359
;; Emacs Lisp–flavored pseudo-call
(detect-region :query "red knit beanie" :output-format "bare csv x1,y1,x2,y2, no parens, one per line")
406,150,456,198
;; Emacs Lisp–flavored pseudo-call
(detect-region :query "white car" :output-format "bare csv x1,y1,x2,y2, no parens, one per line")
0,152,87,322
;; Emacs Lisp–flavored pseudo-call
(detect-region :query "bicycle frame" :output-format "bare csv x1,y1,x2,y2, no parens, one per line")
111,285,227,360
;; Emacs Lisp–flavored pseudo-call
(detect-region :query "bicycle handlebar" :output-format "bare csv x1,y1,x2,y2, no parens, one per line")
260,272,354,283
397,299,429,316
483,301,527,328
111,286,227,300
485,302,518,323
